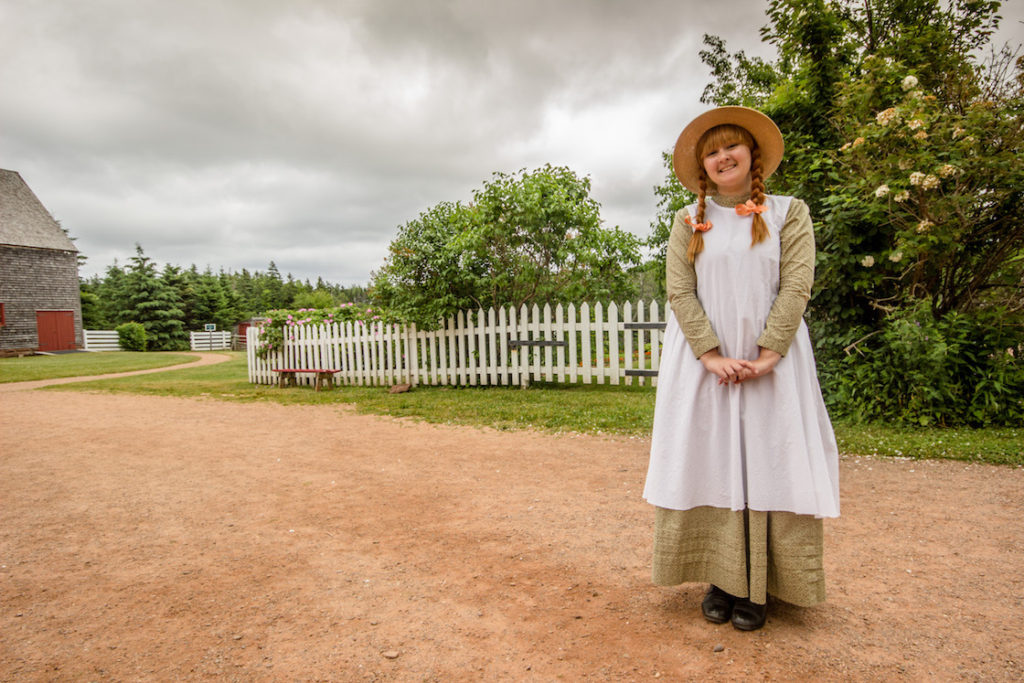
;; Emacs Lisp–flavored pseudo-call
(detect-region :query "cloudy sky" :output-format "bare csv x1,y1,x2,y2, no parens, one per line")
2,1,1021,286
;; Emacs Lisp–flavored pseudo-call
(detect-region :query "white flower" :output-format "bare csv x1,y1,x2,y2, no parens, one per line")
889,251,903,263
921,174,940,190
902,75,919,91
939,164,958,178
861,255,876,267
876,107,900,126
894,190,910,202
875,184,890,198
909,172,926,185
908,119,925,130
916,219,933,234
914,130,928,140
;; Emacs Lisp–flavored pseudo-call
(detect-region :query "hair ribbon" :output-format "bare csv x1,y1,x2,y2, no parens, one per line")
684,214,712,232
735,200,766,216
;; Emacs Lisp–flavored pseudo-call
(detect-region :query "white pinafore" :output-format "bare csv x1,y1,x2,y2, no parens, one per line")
643,195,840,519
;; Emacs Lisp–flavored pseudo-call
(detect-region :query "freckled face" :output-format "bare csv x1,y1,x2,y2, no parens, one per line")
702,142,752,195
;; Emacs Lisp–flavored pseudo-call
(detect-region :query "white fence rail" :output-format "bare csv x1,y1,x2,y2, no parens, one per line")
247,301,668,389
83,329,123,351
190,331,232,351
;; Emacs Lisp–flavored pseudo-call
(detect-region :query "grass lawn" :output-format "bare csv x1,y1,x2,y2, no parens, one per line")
0,351,200,383
46,351,1023,466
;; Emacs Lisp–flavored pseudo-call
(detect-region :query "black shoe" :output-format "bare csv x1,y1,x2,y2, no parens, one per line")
701,585,736,624
731,598,767,631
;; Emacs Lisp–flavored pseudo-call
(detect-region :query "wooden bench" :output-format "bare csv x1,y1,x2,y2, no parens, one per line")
273,368,341,391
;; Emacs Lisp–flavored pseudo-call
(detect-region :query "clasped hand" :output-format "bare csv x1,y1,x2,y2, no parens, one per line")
699,348,781,385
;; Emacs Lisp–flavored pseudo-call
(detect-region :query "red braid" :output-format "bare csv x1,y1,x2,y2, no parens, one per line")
686,175,709,263
749,146,769,246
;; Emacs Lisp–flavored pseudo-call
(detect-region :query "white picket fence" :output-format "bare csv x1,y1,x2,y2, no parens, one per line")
190,330,232,351
247,301,669,388
83,329,123,351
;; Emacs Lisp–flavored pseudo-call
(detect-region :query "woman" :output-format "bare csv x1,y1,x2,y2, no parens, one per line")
643,106,840,631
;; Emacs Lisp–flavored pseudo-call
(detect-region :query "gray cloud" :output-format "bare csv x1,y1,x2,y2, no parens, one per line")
4,1,1018,286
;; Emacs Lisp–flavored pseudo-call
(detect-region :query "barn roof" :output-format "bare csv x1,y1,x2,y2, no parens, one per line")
0,169,77,252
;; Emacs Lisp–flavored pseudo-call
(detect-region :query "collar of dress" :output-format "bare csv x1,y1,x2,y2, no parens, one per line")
710,192,754,208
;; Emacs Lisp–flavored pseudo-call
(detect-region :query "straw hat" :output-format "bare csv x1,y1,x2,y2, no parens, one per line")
672,106,785,194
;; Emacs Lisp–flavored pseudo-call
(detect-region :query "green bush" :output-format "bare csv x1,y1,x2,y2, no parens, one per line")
820,303,1023,427
116,322,148,352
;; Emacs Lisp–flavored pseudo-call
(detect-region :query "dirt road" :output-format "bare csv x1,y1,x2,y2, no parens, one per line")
1,366,1022,680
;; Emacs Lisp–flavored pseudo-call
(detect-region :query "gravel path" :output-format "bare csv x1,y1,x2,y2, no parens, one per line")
1,368,1022,680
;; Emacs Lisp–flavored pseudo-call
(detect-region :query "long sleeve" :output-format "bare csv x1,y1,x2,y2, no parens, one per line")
665,208,720,359
756,198,815,356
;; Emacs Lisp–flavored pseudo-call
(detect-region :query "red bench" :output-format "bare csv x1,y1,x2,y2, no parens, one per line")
273,368,341,392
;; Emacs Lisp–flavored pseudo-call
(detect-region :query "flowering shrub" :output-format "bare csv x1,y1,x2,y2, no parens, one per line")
254,303,385,358
814,57,1024,426
830,57,1023,317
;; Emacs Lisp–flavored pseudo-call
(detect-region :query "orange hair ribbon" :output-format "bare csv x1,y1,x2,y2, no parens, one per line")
684,214,712,232
735,200,766,216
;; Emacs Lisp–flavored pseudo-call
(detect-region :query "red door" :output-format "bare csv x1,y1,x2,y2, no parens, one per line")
36,311,77,351
236,322,251,347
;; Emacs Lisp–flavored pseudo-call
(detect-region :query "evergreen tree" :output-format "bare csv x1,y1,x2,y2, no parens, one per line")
98,261,130,327
260,262,286,311
218,270,249,324
122,245,187,351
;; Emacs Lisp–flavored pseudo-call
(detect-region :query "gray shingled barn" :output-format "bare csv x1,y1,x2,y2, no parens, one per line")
0,169,83,354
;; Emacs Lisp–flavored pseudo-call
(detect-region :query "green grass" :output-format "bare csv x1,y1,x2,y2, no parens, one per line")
50,353,658,434
45,351,1023,466
0,351,200,383
832,422,1022,466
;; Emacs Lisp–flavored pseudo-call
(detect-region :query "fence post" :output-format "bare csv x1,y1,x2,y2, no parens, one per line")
518,304,529,388
580,302,592,385
555,304,566,383
567,303,578,384
541,303,553,382
608,301,620,385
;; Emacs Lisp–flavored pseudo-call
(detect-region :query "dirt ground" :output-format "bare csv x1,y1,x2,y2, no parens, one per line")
1,354,1023,681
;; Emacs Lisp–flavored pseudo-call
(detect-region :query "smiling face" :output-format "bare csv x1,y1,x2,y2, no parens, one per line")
698,124,755,195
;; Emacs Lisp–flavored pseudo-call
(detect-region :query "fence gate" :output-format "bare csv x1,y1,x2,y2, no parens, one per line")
190,330,232,351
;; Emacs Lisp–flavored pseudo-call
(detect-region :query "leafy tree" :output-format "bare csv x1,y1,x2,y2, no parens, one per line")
369,201,483,326
372,165,642,327
646,151,695,300
699,33,788,107
291,289,337,310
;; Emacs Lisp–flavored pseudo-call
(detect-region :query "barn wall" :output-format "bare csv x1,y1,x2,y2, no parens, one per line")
0,245,83,350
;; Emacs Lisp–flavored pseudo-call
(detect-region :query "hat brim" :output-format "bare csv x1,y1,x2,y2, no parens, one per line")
672,106,784,194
